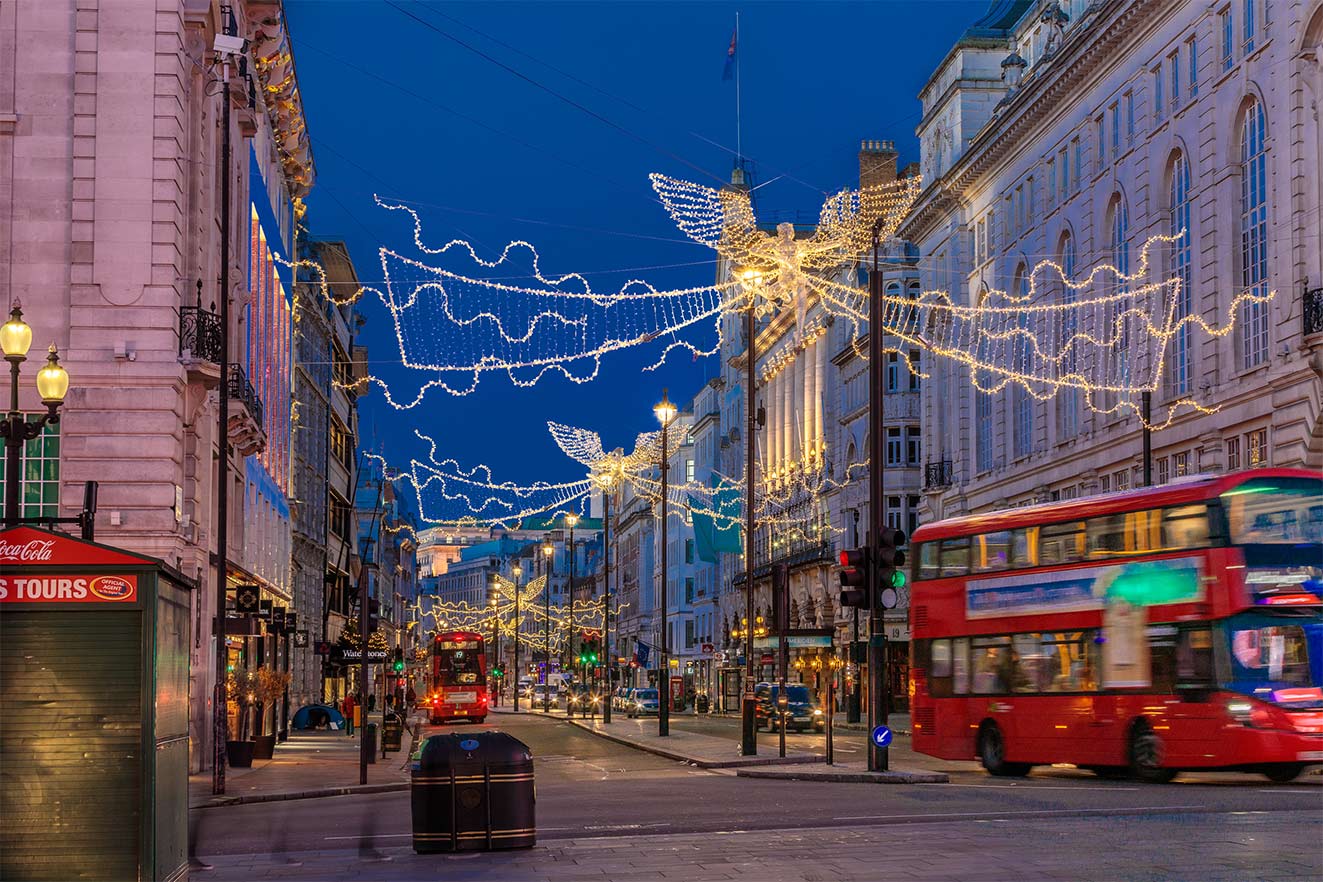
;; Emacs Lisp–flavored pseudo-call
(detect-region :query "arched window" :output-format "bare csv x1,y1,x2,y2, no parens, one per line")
1239,99,1269,368
884,281,902,334
1012,264,1033,458
1057,232,1080,439
1167,152,1193,395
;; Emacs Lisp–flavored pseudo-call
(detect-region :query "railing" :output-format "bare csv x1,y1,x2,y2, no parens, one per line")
179,304,223,363
924,459,954,490
228,364,264,428
1305,282,1323,337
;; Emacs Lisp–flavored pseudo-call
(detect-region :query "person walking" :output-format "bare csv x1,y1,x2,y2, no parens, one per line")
343,693,356,736
367,693,376,713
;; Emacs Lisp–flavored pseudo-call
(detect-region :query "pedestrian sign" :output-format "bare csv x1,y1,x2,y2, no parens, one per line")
871,725,893,747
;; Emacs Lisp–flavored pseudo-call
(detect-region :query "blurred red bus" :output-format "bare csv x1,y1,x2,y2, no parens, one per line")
428,630,488,724
909,468,1323,783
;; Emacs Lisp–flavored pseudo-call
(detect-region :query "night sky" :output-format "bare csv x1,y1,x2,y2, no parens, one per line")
285,0,984,497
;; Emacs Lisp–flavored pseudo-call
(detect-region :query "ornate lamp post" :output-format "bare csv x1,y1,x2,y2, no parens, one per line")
541,537,554,712
2,304,70,527
566,512,578,691
653,389,677,737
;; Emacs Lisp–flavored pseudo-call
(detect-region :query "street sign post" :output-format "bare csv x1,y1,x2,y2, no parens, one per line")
871,725,893,748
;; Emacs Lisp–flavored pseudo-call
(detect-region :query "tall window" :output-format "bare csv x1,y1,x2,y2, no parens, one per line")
1012,265,1033,459
976,389,994,473
1187,37,1199,96
1242,0,1255,55
0,419,60,519
905,426,921,465
1124,92,1135,145
1167,153,1193,396
1168,51,1181,107
1108,195,1131,406
908,349,922,392
886,427,903,466
1072,138,1082,191
886,352,901,392
1153,67,1164,120
1239,100,1269,368
1057,234,1080,439
1109,103,1120,155
1220,8,1234,70
1059,147,1069,197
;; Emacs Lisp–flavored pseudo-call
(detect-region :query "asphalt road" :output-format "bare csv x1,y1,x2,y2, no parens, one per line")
191,711,1322,866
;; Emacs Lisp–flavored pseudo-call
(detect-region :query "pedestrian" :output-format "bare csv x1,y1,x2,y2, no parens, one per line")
406,685,417,710
343,693,355,736
368,693,376,713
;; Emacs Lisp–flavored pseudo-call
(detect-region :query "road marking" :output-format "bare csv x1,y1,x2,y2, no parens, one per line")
1256,789,1318,794
939,782,1139,791
832,805,1202,821
323,833,411,841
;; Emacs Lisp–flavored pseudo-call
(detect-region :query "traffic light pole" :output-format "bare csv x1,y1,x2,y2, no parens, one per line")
741,299,758,756
867,223,889,772
514,570,521,712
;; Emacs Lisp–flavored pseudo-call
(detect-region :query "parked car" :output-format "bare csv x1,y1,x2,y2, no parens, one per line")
613,687,631,711
565,683,592,712
527,684,557,707
626,688,660,718
753,682,824,732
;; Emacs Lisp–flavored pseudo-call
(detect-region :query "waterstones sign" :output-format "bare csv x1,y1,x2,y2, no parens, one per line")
338,648,388,664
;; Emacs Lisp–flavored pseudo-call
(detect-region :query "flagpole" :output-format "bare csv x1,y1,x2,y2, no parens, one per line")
735,11,742,166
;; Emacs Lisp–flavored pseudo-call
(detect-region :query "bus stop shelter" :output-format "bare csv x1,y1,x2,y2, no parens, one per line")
0,526,192,881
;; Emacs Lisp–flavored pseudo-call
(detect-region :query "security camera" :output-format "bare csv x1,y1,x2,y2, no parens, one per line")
213,33,248,56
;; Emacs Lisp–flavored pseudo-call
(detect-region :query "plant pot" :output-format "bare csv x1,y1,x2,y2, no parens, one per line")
226,740,254,768
252,733,277,760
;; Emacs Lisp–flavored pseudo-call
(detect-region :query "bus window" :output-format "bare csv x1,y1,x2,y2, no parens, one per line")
974,531,1011,572
971,636,1012,693
927,639,952,697
939,537,970,577
1011,527,1035,568
1176,627,1215,686
1223,476,1323,544
1038,631,1098,692
917,542,939,580
1085,514,1128,559
1161,504,1210,550
1012,633,1048,692
1148,624,1179,693
1042,521,1085,564
952,638,969,694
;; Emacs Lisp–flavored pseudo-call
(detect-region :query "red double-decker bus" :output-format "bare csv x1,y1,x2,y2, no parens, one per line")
909,468,1323,783
427,630,488,725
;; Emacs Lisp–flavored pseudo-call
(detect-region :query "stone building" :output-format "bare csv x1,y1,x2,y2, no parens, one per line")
0,0,313,771
290,239,362,708
901,0,1323,520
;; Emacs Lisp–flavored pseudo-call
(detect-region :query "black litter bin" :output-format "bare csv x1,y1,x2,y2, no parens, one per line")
411,731,535,853
696,694,710,714
364,723,378,763
382,714,403,752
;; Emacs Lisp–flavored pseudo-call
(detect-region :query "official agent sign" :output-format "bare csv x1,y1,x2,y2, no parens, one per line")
0,573,138,603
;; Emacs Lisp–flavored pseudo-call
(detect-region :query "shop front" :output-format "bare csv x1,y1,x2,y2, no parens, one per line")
0,526,192,882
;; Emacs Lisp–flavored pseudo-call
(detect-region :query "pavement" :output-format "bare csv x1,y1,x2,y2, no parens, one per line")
189,725,421,808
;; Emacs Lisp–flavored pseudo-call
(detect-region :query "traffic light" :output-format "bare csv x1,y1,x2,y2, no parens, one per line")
838,548,869,609
367,598,380,634
392,646,404,673
876,527,906,609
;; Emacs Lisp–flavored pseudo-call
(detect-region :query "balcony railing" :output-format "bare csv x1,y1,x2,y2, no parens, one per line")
924,459,954,490
1305,282,1323,337
179,304,223,363
228,364,264,428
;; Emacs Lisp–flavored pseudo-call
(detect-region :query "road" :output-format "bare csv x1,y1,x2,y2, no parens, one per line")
192,712,1323,880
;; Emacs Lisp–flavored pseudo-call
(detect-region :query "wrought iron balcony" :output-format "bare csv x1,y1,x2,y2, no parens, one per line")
179,303,223,364
1305,282,1323,337
228,364,264,428
924,459,954,490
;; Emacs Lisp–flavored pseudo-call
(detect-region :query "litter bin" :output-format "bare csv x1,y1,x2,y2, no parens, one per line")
382,714,403,752
364,723,378,764
411,731,535,853
695,694,710,714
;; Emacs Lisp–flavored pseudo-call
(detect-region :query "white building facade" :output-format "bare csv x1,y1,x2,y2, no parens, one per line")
902,0,1323,521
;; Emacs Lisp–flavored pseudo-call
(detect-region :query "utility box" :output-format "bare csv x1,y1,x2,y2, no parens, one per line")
0,526,193,882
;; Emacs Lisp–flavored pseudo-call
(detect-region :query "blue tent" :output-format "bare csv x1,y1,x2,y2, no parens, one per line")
291,704,346,730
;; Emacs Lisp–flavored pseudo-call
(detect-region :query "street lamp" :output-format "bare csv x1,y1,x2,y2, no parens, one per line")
2,304,70,528
513,563,523,711
541,537,554,712
566,512,578,697
488,584,500,706
653,389,677,737
594,468,618,724
734,268,761,757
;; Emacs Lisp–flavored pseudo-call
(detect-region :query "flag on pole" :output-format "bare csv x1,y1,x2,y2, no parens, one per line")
722,27,737,80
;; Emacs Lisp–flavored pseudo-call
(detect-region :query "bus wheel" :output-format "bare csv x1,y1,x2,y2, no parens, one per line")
1128,721,1177,783
978,722,1030,777
1262,763,1307,783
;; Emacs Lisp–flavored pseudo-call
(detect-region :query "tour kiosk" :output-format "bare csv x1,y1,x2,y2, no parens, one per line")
0,526,192,881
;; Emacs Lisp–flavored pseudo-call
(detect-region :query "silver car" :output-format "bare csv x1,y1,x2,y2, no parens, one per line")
626,688,660,718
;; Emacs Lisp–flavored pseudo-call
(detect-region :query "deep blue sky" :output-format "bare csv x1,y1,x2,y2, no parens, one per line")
286,0,984,496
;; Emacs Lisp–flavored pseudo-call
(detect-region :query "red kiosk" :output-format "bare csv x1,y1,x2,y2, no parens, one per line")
0,526,192,882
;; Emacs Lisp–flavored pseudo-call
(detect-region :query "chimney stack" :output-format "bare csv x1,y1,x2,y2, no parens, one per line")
858,139,899,191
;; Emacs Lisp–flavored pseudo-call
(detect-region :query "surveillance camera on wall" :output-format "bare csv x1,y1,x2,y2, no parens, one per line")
213,33,248,56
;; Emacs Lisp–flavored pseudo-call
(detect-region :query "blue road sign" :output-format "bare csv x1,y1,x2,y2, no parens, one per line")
871,725,893,747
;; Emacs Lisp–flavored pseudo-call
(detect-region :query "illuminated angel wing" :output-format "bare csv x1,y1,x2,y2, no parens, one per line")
801,176,924,269
547,421,606,468
649,173,760,254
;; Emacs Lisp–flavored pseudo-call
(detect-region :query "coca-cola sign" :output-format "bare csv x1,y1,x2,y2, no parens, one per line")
0,538,55,563
0,526,155,568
